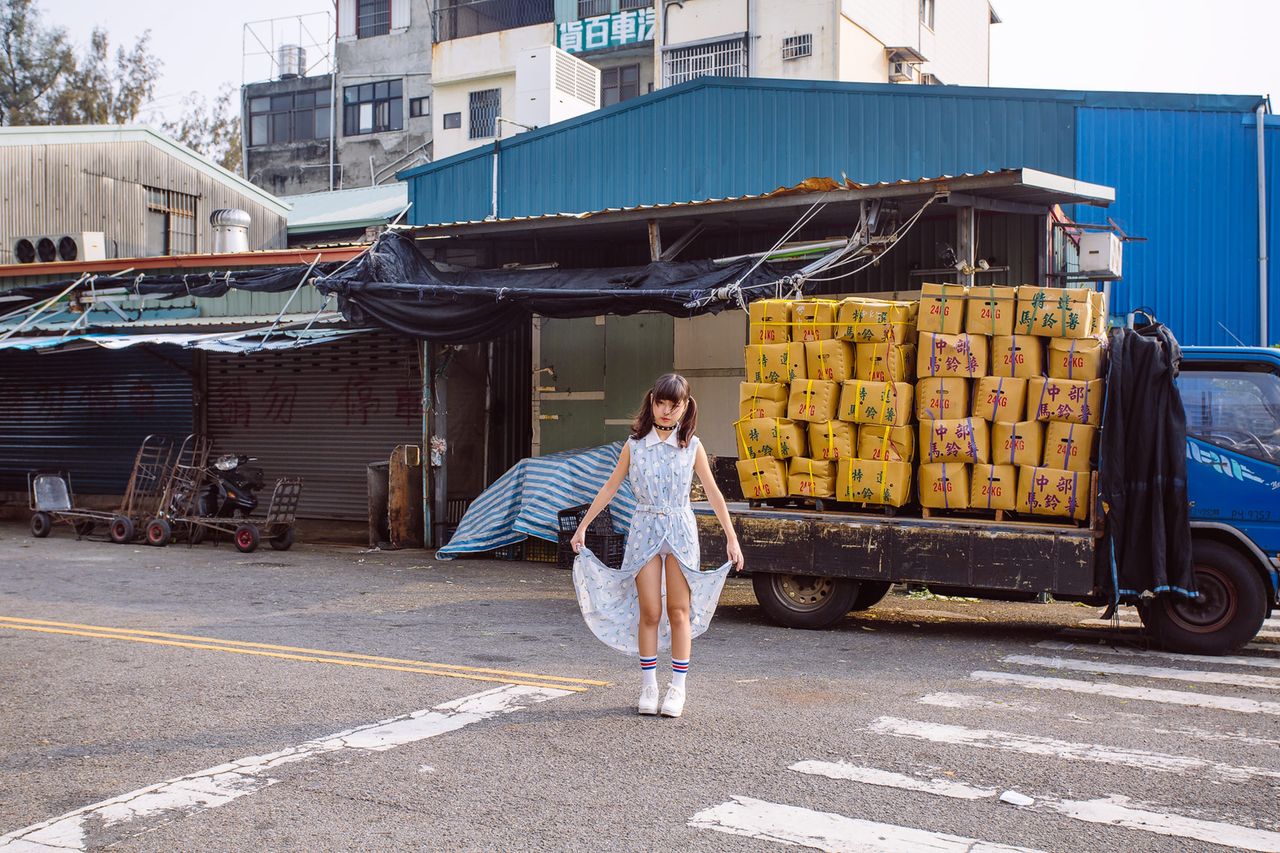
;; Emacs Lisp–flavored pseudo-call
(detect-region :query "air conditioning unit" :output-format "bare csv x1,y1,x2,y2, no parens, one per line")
11,232,107,264
1078,231,1123,280
889,60,916,83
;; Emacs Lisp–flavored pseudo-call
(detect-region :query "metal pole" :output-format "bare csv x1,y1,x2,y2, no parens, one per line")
1258,103,1269,346
421,339,432,548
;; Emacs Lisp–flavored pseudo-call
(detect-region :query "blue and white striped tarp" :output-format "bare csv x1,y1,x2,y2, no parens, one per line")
436,442,635,559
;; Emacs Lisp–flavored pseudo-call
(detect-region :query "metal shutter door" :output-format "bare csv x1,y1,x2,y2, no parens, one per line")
205,335,423,520
0,348,193,493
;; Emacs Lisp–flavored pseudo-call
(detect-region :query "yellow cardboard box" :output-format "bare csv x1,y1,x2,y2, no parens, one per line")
836,297,916,343
1014,285,1094,339
748,299,792,344
970,464,1018,511
735,417,807,460
1016,465,1089,520
1088,290,1108,337
917,331,989,379
738,382,788,420
972,376,1028,424
736,457,788,500
805,338,856,382
990,421,1045,468
856,342,916,383
857,423,916,462
745,342,807,384
788,457,836,498
836,458,913,506
792,299,840,342
1047,337,1106,381
1044,421,1098,473
919,282,967,334
787,379,840,423
838,380,914,426
808,420,857,461
915,377,969,421
920,416,990,464
919,462,971,510
991,335,1045,379
965,285,1018,336
1026,377,1104,425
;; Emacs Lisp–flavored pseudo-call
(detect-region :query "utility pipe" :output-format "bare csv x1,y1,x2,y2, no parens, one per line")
1258,102,1269,346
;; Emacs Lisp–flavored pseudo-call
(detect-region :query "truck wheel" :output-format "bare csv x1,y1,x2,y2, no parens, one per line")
146,519,172,547
849,581,892,612
1146,541,1267,655
751,572,859,629
109,516,134,544
30,512,52,538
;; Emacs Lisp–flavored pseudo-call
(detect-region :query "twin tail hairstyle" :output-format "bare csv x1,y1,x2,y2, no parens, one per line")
630,372,698,448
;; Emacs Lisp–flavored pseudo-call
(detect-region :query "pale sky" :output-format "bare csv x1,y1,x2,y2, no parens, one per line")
48,0,1278,125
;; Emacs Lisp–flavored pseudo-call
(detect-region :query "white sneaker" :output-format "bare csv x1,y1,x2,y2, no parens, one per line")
638,684,659,715
660,685,685,718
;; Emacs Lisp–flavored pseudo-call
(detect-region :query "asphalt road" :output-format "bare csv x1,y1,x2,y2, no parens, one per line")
1,522,1277,852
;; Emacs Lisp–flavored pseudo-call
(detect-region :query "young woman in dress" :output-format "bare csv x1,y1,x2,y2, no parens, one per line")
570,373,745,717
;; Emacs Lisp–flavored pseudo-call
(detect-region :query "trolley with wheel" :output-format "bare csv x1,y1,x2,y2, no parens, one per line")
146,476,303,554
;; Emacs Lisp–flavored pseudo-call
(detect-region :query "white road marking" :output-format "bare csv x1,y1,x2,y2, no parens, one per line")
689,796,1047,853
789,762,1280,852
1036,640,1280,670
789,761,997,800
972,669,1280,715
1002,653,1280,690
1246,642,1280,653
869,716,1280,783
0,684,569,852
917,692,1039,712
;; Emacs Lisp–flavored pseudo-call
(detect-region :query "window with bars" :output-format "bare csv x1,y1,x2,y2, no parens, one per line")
469,87,501,139
662,36,748,87
619,0,650,9
432,0,555,42
577,0,609,16
247,89,332,147
358,0,391,37
782,34,812,60
145,187,197,256
601,64,640,107
343,79,404,135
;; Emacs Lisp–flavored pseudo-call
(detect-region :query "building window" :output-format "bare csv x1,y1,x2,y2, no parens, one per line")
619,0,650,9
578,0,610,16
601,64,640,107
358,0,391,37
432,0,555,43
920,0,935,29
409,96,429,118
247,89,332,147
469,88,500,139
443,112,461,129
782,34,812,60
343,79,403,135
145,187,197,256
662,36,748,87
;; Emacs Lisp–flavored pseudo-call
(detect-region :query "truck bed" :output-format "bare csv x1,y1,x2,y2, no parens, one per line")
694,501,1102,599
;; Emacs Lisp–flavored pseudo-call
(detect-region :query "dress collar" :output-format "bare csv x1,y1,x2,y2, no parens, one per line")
643,426,679,447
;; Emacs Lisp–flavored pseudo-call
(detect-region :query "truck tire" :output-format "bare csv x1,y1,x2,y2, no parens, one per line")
849,581,892,612
1145,540,1267,655
751,572,859,629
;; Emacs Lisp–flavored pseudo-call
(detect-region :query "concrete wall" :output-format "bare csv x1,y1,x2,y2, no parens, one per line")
837,16,890,82
840,0,991,85
243,74,336,197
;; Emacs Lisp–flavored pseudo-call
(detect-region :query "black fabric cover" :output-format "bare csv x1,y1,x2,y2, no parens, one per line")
8,263,336,304
1098,320,1195,600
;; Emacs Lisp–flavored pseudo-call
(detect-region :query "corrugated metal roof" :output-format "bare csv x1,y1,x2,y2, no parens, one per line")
282,183,409,234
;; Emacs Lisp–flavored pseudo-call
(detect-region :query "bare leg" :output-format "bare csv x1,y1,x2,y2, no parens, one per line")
664,557,693,662
635,555,664,658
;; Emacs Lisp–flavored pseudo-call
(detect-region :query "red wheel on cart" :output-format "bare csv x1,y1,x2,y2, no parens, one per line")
146,518,172,547
109,516,134,544
269,527,294,551
30,512,52,538
234,524,260,553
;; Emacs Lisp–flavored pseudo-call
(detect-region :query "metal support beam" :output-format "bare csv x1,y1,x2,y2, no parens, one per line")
1039,214,1053,285
647,220,663,262
955,207,976,288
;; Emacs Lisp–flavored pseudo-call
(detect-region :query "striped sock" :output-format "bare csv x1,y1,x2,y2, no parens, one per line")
671,657,689,690
640,656,658,688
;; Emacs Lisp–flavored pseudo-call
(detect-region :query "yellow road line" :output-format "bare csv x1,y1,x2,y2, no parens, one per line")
0,619,604,692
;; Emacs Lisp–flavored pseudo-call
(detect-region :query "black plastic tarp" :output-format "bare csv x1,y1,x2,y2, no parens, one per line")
1098,320,1196,600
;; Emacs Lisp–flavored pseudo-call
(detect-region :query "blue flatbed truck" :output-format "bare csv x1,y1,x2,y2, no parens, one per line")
697,346,1280,655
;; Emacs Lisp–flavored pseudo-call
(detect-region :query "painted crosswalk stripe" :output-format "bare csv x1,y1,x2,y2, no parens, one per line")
689,796,1047,853
788,761,1280,853
869,716,1280,783
971,669,1280,715
1035,640,1280,670
0,684,569,852
1002,653,1280,690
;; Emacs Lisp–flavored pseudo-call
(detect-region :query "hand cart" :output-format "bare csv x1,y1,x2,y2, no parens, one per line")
142,433,212,547
28,434,176,543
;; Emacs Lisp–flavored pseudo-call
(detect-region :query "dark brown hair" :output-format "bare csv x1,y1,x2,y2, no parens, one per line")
630,373,698,447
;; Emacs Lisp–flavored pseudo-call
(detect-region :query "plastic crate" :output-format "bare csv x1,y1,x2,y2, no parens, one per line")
524,537,558,563
556,503,625,570
492,542,524,560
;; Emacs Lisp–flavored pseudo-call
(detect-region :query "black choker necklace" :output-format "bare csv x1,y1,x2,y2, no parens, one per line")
654,424,675,432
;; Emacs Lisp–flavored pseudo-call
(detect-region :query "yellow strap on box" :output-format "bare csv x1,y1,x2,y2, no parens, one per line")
773,417,783,459
825,422,834,459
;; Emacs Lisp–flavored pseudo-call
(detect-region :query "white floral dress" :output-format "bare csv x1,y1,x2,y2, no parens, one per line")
572,429,733,656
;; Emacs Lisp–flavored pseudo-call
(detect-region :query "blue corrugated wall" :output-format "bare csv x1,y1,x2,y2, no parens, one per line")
405,79,1276,345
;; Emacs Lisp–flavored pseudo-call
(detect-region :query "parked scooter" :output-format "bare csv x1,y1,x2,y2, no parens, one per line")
199,454,265,519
